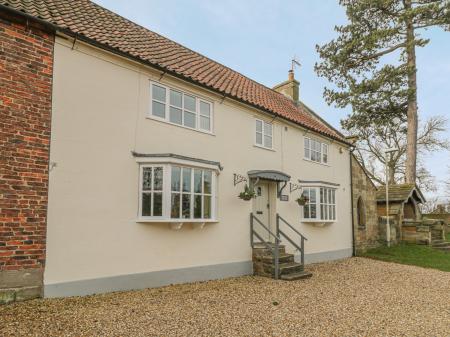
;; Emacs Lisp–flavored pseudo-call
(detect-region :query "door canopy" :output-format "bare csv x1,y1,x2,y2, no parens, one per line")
247,170,291,182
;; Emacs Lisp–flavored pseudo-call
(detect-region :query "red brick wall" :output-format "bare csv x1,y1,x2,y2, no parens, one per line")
0,16,54,271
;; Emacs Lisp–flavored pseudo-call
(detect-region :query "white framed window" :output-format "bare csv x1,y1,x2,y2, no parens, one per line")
150,82,213,133
301,187,336,222
255,119,273,149
139,163,216,221
304,137,329,164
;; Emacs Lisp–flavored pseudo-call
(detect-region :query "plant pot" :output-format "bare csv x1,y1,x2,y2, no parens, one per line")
239,194,254,201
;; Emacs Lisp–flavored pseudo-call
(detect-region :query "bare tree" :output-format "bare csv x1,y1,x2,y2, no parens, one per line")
349,115,449,192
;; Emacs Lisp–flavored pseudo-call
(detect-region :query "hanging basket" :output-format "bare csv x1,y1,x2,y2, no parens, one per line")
296,195,309,206
239,184,256,201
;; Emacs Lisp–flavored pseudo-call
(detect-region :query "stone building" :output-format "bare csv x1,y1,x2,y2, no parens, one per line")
351,155,380,253
376,184,426,244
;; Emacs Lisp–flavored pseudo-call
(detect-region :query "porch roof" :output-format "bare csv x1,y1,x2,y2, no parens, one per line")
247,170,290,182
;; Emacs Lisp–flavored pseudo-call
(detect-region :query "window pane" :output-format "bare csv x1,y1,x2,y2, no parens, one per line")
169,107,182,124
256,120,263,132
152,84,166,102
320,205,324,219
152,101,166,118
171,166,181,191
320,188,324,203
204,170,212,194
170,90,182,107
323,153,328,163
171,193,180,218
153,193,163,216
194,169,202,193
184,111,196,128
142,167,152,190
305,148,310,159
305,138,310,149
310,188,316,203
304,204,310,219
200,116,210,131
264,122,272,136
153,167,163,191
184,95,196,111
182,168,191,192
264,135,272,148
194,195,202,218
310,205,317,218
256,132,263,145
203,196,211,219
200,101,210,116
182,194,191,218
331,190,335,204
142,193,152,216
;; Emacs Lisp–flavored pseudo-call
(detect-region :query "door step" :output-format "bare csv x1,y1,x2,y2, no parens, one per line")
280,270,313,281
252,243,312,280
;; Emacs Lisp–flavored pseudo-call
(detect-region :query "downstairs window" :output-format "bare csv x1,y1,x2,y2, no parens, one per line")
139,164,216,221
302,186,336,222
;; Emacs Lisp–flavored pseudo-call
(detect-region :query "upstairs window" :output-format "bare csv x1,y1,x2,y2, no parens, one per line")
302,187,336,222
304,137,329,164
150,82,213,133
255,119,273,149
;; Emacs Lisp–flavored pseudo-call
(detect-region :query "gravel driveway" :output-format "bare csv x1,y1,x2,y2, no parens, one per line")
1,258,449,337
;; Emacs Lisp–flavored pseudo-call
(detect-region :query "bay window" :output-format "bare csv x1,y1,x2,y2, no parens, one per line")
139,163,216,221
150,82,213,133
301,187,336,222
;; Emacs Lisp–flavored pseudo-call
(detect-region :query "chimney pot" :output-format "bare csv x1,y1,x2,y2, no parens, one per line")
273,70,300,103
288,70,294,81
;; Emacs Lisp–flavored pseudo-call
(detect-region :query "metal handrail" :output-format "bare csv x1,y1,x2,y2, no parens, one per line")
250,213,280,279
277,214,308,241
276,214,308,267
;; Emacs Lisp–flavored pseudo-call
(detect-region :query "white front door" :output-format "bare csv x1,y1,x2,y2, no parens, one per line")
253,182,271,242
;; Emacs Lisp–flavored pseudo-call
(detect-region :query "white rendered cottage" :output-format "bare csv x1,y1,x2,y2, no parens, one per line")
0,0,353,300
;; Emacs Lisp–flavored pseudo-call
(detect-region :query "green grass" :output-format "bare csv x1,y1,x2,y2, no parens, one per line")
362,243,450,272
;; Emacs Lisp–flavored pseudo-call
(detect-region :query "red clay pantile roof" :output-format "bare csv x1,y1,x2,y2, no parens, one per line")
1,0,346,142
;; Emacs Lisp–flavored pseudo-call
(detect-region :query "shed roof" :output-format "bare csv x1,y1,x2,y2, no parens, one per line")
1,0,347,144
376,184,426,204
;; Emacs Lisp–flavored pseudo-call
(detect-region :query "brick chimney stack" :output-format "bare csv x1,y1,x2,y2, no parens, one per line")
273,69,299,103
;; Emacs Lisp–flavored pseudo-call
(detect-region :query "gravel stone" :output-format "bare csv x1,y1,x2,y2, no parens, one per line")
1,258,449,336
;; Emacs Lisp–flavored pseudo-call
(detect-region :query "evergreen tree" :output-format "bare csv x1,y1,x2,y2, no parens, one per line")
315,0,450,184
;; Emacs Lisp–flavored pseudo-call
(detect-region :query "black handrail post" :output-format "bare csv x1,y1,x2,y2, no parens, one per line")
250,213,254,248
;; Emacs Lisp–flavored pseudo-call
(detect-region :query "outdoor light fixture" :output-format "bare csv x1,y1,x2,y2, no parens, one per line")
384,147,398,247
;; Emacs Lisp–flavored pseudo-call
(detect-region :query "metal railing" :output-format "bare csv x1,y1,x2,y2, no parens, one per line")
276,214,308,267
250,213,281,279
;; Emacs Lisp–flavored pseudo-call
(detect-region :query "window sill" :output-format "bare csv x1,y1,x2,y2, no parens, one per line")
136,218,219,230
301,220,335,227
254,144,275,152
146,115,215,136
302,158,330,167
137,218,218,223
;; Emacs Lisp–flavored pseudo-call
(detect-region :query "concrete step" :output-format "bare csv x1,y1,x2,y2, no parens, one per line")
432,242,450,247
280,270,313,281
432,240,445,245
263,262,305,276
256,253,295,264
435,246,450,252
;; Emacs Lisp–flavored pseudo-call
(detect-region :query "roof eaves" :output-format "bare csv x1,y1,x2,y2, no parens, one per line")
0,3,350,145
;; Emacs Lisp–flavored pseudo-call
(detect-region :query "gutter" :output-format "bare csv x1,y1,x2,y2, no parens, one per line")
0,4,351,147
349,147,356,257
